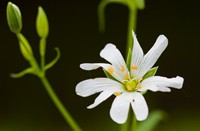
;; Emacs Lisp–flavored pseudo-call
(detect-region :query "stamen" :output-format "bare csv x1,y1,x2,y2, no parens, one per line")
125,73,130,79
108,66,114,74
131,65,138,70
114,92,121,96
120,66,125,72
137,78,143,83
136,84,142,89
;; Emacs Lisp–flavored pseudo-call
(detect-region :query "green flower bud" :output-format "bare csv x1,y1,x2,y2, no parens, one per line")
6,2,22,34
36,7,49,38
17,34,33,61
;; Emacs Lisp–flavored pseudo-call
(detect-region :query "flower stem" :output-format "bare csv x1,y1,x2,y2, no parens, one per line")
131,115,137,131
39,75,82,131
126,7,137,64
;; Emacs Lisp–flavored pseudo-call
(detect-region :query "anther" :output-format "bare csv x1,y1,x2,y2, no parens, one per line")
125,73,130,79
114,92,121,96
108,66,114,74
136,84,142,89
131,65,138,70
121,66,125,72
137,78,143,83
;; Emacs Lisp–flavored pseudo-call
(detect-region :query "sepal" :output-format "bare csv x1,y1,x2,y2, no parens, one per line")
143,66,158,80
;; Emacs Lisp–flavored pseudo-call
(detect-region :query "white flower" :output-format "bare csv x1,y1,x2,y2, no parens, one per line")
76,32,184,124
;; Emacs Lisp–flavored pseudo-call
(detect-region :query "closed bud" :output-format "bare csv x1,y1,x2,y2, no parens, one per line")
36,7,49,38
6,2,22,34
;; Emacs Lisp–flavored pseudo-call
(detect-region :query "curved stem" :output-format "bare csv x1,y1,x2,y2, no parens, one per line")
39,75,82,131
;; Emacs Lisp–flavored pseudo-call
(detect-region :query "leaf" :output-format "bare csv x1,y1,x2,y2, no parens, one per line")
143,66,158,80
137,110,167,131
10,67,35,78
45,47,60,70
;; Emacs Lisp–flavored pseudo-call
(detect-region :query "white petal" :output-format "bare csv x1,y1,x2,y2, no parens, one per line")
110,93,131,124
87,90,114,109
80,63,111,70
131,92,148,121
137,35,168,78
100,44,128,81
76,78,123,97
140,76,184,92
131,31,144,78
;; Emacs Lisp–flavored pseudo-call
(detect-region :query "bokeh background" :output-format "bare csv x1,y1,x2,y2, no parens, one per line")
0,0,200,130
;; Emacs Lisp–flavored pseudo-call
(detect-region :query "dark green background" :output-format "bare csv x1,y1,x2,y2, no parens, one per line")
0,0,199,130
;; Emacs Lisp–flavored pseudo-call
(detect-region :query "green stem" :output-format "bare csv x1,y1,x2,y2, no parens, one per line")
131,115,137,131
39,75,82,131
126,7,137,66
120,109,132,131
40,38,46,72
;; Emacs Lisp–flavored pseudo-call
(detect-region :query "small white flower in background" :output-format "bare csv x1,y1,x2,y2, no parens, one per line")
76,31,184,124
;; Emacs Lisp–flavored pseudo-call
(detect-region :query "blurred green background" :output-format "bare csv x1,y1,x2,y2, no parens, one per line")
0,0,200,130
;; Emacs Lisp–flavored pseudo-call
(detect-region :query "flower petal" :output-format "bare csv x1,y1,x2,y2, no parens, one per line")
131,31,144,78
137,35,168,78
131,92,148,121
76,78,123,97
140,76,184,92
80,63,111,70
87,90,114,109
100,43,128,81
110,92,131,124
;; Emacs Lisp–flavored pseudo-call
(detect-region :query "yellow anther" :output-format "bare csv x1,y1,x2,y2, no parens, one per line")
125,73,130,79
127,86,132,91
121,66,125,72
136,84,142,89
131,65,138,70
137,78,143,83
114,92,121,96
108,66,114,74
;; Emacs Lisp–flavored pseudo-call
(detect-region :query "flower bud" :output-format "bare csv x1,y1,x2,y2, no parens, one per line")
36,7,49,38
6,2,22,34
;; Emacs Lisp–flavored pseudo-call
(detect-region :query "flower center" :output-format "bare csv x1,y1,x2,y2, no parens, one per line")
123,78,142,92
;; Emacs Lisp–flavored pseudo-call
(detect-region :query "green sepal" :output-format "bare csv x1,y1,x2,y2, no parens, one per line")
10,67,35,78
137,110,167,131
103,69,119,82
126,47,132,70
143,66,158,80
134,0,145,10
45,47,60,70
17,33,33,61
36,6,49,38
6,2,22,34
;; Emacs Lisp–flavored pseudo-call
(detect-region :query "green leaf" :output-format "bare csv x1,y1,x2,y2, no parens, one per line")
36,6,49,38
6,2,22,34
134,0,145,10
10,67,35,78
45,47,60,70
143,66,158,80
137,110,167,131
